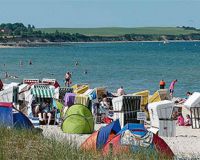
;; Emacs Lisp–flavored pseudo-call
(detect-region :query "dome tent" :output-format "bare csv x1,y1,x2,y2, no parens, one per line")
81,121,174,159
81,120,121,151
103,123,174,159
61,104,94,134
0,102,34,129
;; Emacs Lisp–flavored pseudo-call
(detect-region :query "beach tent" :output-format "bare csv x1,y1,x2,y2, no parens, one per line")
61,104,94,134
81,119,121,151
102,123,174,159
0,102,34,129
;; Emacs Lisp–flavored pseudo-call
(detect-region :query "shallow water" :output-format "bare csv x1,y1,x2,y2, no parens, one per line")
0,42,200,97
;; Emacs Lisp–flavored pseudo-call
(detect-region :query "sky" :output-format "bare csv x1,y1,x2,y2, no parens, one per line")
0,0,200,28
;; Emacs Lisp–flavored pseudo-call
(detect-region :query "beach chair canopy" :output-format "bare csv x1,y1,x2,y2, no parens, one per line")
31,85,55,98
0,102,34,129
61,104,94,134
184,92,200,108
72,84,89,94
148,100,174,129
149,89,170,103
112,95,141,127
42,78,60,88
0,86,18,103
23,79,40,85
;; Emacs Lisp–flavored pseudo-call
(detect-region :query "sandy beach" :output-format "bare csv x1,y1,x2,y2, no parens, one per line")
41,124,200,159
1,40,200,48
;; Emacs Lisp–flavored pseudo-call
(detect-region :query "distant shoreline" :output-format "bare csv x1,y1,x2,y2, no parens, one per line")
1,40,200,48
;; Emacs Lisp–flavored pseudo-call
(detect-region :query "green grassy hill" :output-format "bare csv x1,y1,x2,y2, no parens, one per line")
36,27,200,36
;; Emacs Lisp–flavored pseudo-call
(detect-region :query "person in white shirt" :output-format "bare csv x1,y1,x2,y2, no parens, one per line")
117,86,125,96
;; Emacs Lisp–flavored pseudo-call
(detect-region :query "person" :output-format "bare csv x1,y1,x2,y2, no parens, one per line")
159,79,166,89
19,60,23,66
176,91,192,104
65,71,72,87
0,79,3,91
75,61,79,66
29,59,32,65
36,101,52,125
169,79,178,97
117,86,125,96
99,94,110,116
186,91,192,97
5,72,8,78
185,114,192,126
176,113,184,126
84,69,88,74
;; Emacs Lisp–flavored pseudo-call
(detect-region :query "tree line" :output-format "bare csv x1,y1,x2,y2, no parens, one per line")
1,23,200,45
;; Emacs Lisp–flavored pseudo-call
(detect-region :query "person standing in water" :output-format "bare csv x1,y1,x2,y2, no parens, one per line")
75,61,79,66
5,72,8,79
159,79,166,89
84,69,88,74
169,79,178,97
29,59,32,65
19,60,23,66
65,71,72,87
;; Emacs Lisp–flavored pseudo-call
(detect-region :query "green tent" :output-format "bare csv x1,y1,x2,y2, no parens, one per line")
61,104,94,134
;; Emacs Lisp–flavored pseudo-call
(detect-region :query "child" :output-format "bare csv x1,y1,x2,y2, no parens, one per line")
177,113,184,126
185,114,192,126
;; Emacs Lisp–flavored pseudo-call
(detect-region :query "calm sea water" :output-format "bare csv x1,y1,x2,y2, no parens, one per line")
0,42,200,97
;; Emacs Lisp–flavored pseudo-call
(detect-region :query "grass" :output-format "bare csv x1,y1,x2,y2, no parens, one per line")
0,127,172,160
36,27,200,36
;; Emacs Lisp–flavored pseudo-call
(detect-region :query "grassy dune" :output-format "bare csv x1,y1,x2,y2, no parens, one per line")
0,127,171,160
36,27,200,36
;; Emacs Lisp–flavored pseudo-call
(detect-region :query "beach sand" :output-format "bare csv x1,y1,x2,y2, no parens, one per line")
162,126,200,158
41,124,200,158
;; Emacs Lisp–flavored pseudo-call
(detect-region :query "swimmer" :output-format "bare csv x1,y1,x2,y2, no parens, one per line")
75,61,79,66
19,60,23,66
5,72,8,78
84,69,88,74
29,60,32,65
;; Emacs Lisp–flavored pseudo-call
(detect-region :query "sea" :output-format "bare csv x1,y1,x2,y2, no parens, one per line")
0,41,200,97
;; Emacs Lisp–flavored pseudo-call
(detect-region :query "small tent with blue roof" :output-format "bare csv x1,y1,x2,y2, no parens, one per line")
81,119,121,151
0,102,34,129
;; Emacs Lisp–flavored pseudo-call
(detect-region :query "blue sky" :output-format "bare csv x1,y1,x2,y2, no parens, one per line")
0,0,199,28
